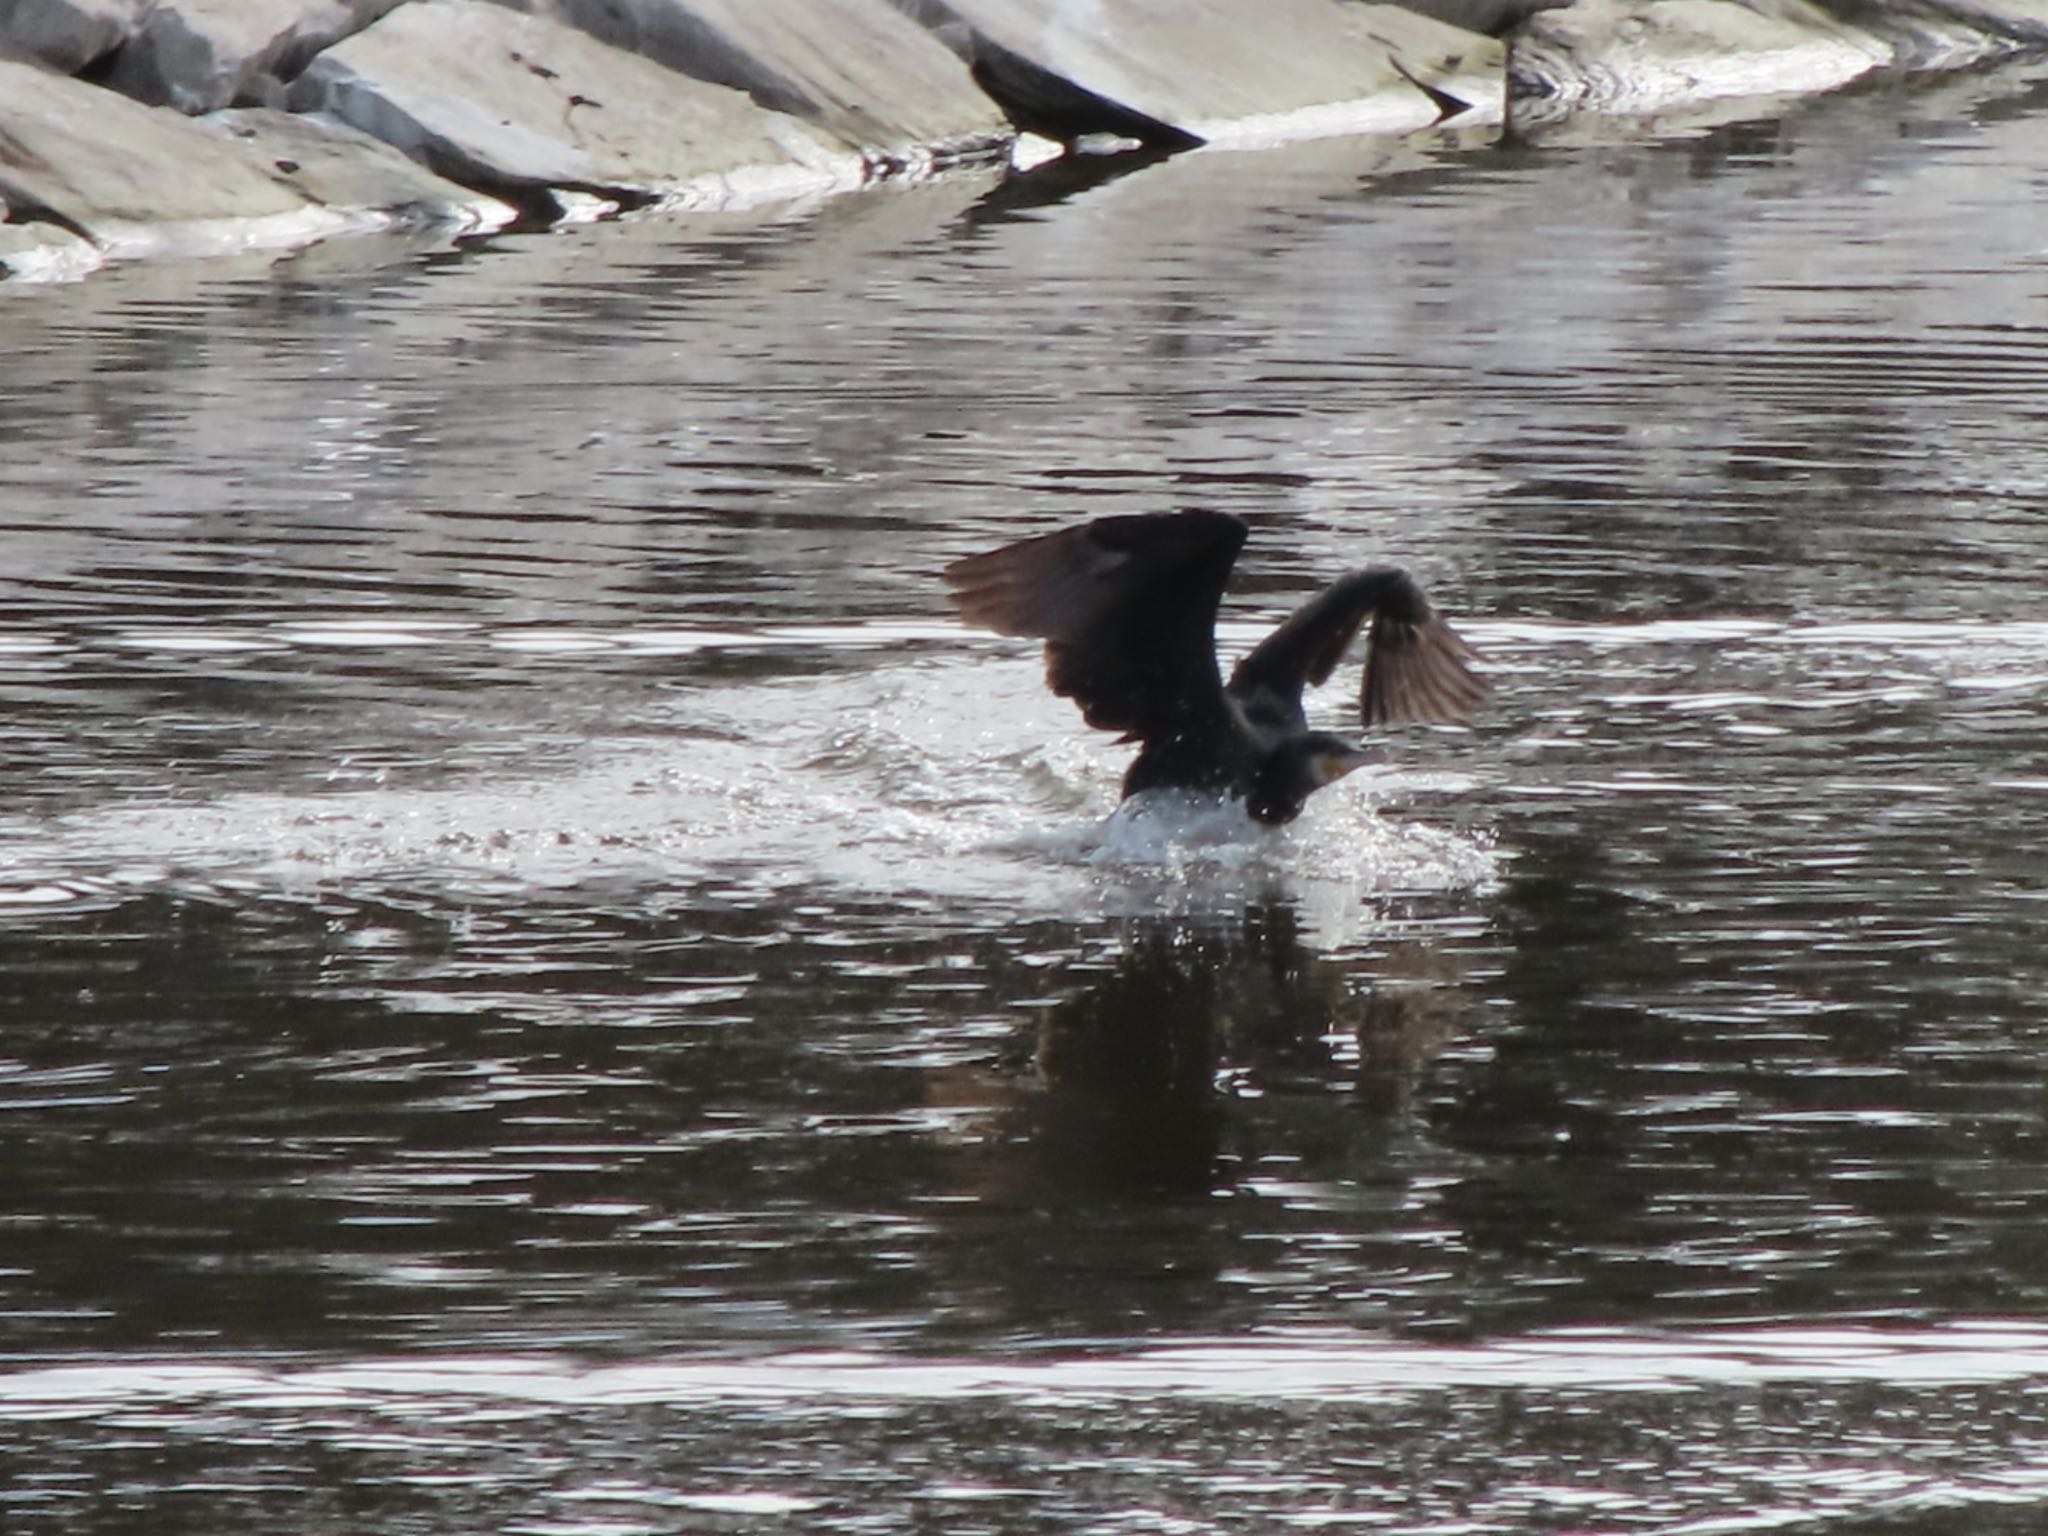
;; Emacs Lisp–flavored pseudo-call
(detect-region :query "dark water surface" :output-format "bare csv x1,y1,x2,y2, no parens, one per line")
5,59,2048,1533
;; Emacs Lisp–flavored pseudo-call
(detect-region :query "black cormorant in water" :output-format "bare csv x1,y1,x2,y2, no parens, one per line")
943,509,1488,826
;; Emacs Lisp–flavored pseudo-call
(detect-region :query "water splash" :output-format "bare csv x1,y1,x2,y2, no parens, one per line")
0,648,1496,930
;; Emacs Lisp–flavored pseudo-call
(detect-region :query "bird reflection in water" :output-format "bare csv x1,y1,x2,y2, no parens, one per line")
936,902,1464,1206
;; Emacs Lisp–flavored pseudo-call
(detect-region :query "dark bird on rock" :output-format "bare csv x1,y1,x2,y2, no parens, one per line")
943,509,1487,826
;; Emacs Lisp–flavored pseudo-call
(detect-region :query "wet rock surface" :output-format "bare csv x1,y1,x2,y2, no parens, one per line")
1,0,2045,279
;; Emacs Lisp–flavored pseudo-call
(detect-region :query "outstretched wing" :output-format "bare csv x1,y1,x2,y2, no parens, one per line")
1228,566,1488,729
943,509,1247,744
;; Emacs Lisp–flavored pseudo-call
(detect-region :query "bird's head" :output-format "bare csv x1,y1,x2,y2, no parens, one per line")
1245,734,1373,826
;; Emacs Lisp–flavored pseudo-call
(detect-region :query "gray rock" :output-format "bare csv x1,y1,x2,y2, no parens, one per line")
1510,0,1891,115
0,0,147,73
0,217,105,282
289,0,871,213
201,107,520,229
1381,0,1575,37
0,58,360,260
1340,2,1509,119
105,0,405,114
916,0,1506,147
1815,0,2048,64
519,0,1011,169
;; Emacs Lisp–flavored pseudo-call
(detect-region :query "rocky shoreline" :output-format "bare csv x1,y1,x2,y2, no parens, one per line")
3,0,2045,283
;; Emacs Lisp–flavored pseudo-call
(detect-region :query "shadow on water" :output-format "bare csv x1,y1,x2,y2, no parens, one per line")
957,142,1185,230
915,893,1480,1344
1003,920,1235,1202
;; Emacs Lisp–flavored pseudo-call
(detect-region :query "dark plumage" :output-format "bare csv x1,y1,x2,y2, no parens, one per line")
943,509,1488,825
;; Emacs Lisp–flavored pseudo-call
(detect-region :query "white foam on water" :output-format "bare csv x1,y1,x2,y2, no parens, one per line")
0,651,1495,935
4,1321,2046,1417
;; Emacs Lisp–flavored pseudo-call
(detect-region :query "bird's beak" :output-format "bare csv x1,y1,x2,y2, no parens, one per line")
1313,744,1374,786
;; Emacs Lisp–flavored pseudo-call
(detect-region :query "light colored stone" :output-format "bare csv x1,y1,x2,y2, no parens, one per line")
0,0,147,73
0,218,106,281
105,0,403,113
289,0,870,212
0,59,361,260
922,0,1506,146
1512,0,1893,114
523,0,1011,168
1339,3,1507,121
1814,0,2048,65
201,107,520,229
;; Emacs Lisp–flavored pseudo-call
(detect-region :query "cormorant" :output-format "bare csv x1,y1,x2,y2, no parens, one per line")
943,509,1487,825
